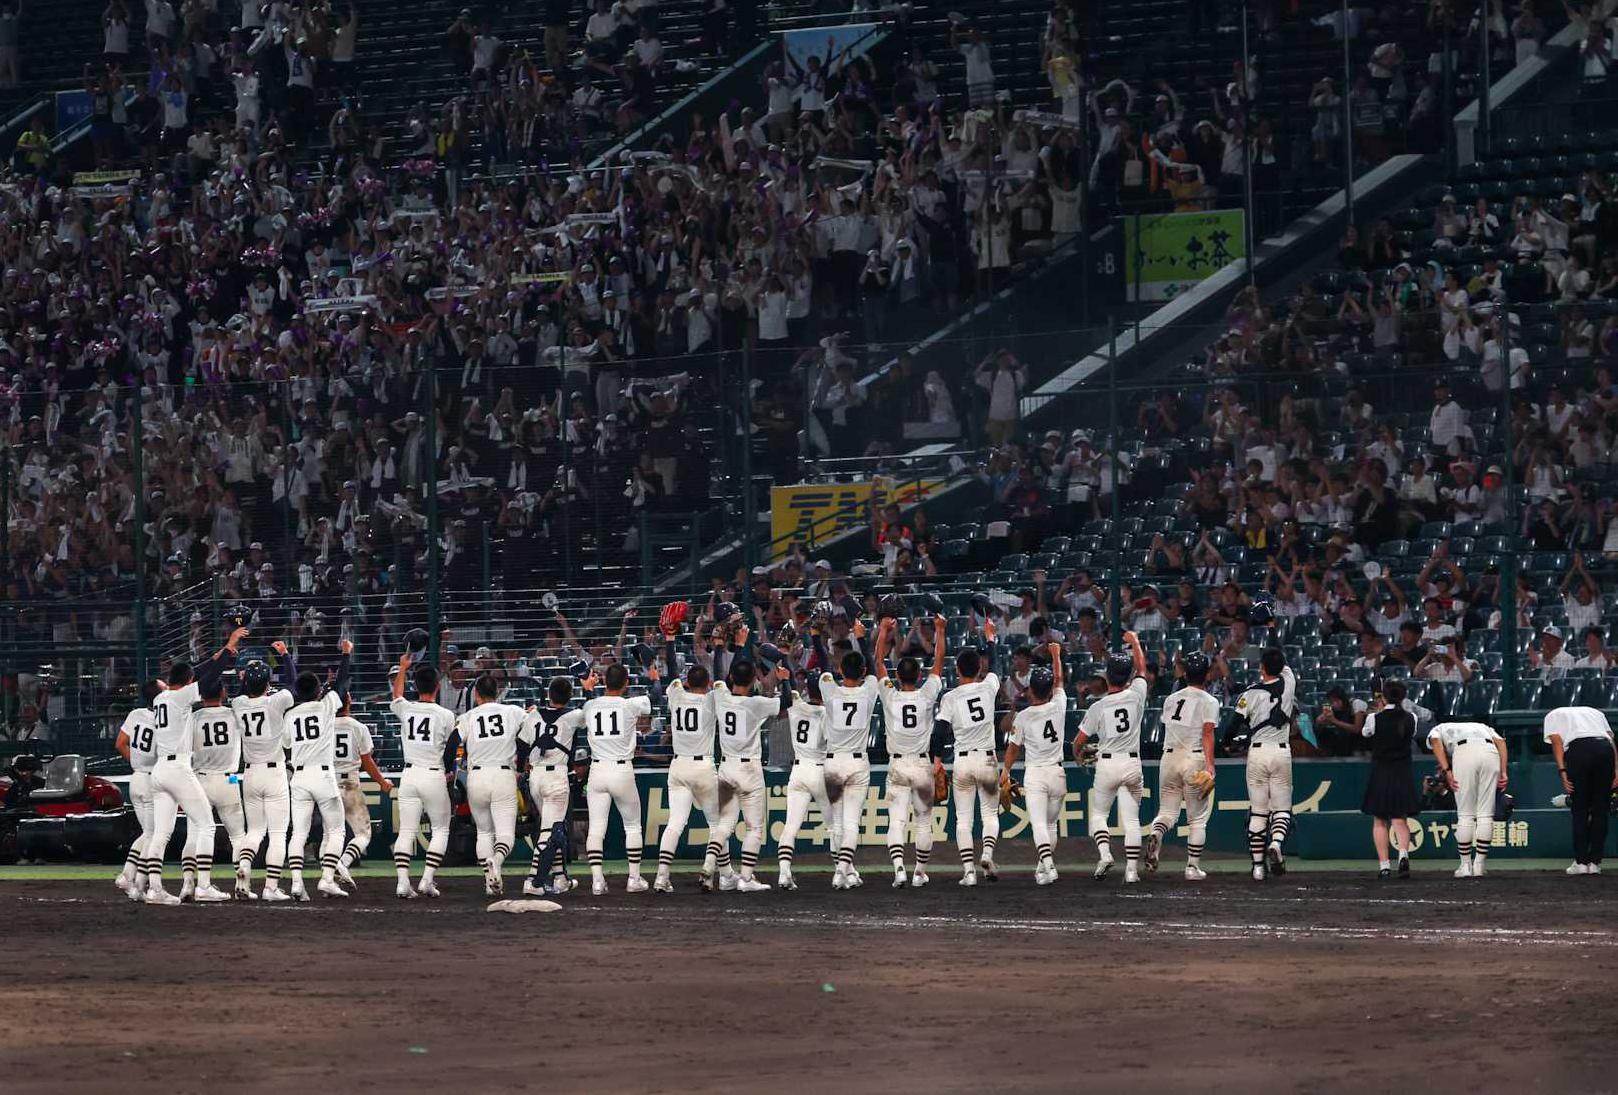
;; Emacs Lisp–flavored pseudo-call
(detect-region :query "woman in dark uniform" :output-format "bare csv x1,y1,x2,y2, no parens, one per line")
1360,681,1421,878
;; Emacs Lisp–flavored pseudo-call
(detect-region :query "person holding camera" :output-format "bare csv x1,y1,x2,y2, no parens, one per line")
1427,719,1508,878
1544,705,1618,875
1359,681,1421,879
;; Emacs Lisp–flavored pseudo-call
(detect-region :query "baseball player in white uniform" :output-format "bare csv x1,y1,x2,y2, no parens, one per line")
140,627,246,905
456,673,535,896
1003,643,1068,885
875,615,946,888
1428,720,1508,878
936,622,1002,886
581,664,652,894
389,652,457,899
1146,651,1220,881
231,650,297,900
778,676,839,891
711,659,791,892
187,681,248,901
332,699,393,887
283,639,355,900
521,675,586,897
657,659,722,893
1075,632,1149,884
820,629,879,891
1233,648,1298,880
114,680,162,899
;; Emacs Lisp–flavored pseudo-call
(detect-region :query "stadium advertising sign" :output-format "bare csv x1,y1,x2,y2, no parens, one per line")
1123,209,1245,302
769,476,944,558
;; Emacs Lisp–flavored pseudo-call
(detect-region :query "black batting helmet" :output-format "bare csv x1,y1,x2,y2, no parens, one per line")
241,659,272,691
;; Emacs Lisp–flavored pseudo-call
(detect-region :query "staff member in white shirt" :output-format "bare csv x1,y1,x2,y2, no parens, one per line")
1544,706,1618,874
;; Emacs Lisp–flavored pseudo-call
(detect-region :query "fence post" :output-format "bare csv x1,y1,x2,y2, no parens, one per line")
1107,316,1122,647
1341,0,1354,227
132,386,148,685
740,340,757,623
425,358,441,666
1499,317,1518,707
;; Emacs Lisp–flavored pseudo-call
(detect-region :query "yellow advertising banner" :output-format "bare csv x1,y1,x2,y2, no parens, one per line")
769,476,944,559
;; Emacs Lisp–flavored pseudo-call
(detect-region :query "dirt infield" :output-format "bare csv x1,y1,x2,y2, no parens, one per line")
3,863,1614,1095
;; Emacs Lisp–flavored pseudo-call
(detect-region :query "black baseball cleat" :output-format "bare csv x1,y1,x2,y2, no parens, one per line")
1379,867,1391,880
1397,856,1410,878
1266,845,1286,876
1144,832,1161,871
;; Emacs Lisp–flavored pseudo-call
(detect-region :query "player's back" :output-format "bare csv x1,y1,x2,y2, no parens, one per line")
666,682,717,759
940,674,1000,753
1082,678,1148,753
333,715,373,773
189,705,242,773
581,693,650,761
285,693,342,768
1161,686,1219,750
711,684,778,759
151,682,201,758
880,675,943,754
121,707,158,772
233,690,295,764
1012,687,1068,766
391,697,457,767
457,701,529,767
527,706,585,767
819,674,879,753
786,700,828,763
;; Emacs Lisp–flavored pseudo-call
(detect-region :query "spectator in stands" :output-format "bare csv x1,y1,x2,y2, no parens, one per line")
1529,624,1577,680
974,350,1027,446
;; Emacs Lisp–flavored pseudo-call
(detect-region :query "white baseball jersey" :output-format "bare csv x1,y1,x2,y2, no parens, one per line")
712,684,780,760
581,694,651,762
284,692,343,768
189,705,242,773
819,674,880,753
1161,685,1220,750
390,697,457,767
332,715,374,774
1011,687,1067,767
666,681,718,758
1080,677,1149,753
938,675,1001,753
1543,706,1615,745
232,689,296,764
879,675,944,755
523,707,585,767
456,702,532,767
1235,667,1297,745
786,700,828,763
120,708,158,772
151,681,201,757
1427,721,1502,751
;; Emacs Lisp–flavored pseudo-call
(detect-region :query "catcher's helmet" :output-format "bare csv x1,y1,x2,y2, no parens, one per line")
969,593,994,618
713,600,740,624
222,604,251,630
1105,653,1134,686
876,593,905,620
1247,596,1276,627
916,591,946,616
1028,666,1054,696
241,659,272,691
403,627,430,655
810,599,835,623
1181,650,1211,681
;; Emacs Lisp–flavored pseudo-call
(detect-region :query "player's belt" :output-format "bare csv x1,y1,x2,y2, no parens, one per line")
956,749,992,757
538,764,564,772
727,757,756,764
292,764,331,772
604,759,631,765
1163,747,1203,754
792,759,824,766
406,764,443,772
472,764,513,771
248,761,281,768
1100,751,1139,759
1250,742,1289,749
1453,739,1475,746
831,751,865,759
161,754,188,762
676,755,710,762
890,752,926,760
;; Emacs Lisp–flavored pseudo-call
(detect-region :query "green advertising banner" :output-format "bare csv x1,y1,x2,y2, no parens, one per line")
1123,209,1245,302
358,759,1574,864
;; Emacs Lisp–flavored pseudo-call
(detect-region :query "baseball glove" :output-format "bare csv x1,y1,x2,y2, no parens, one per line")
998,778,1022,812
659,600,689,635
932,764,950,806
1188,769,1216,795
